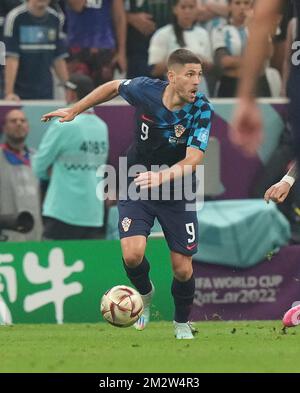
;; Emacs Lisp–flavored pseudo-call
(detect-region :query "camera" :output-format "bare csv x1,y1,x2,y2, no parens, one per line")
0,212,34,240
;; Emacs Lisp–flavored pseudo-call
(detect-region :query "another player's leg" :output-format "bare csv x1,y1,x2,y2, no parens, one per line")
121,236,155,330
171,251,198,340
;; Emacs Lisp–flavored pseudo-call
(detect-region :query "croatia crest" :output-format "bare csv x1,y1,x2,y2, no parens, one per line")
174,124,186,138
121,217,132,232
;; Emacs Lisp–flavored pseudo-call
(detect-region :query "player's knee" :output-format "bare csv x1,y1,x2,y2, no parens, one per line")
122,234,146,267
122,243,145,267
173,265,193,281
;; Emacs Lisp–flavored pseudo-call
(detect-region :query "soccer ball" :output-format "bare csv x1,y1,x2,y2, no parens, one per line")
100,285,144,327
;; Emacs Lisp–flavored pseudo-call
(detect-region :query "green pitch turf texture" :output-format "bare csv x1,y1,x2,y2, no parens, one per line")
0,321,299,373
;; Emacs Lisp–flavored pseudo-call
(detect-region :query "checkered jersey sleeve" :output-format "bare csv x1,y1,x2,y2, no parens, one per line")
187,97,214,152
118,77,150,106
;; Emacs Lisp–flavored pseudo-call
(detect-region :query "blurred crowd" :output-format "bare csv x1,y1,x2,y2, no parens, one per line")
0,0,296,100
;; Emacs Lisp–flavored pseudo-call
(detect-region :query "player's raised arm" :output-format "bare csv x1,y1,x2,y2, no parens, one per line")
238,0,283,99
231,0,283,155
41,80,122,122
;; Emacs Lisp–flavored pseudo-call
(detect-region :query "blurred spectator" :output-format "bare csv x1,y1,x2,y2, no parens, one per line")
0,0,23,98
0,1,22,39
33,74,109,240
197,0,228,34
0,0,63,37
0,109,42,242
125,0,173,78
148,0,213,97
66,0,126,86
212,0,271,97
3,0,68,100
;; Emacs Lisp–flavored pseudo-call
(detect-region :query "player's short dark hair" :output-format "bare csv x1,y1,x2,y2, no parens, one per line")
167,49,202,69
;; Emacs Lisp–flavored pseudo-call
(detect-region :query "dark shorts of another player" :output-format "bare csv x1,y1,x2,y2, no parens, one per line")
118,198,199,256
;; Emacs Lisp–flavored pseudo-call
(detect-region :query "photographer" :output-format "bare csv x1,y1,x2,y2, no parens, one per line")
0,109,42,241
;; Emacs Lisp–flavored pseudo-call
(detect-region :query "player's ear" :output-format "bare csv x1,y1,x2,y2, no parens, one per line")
167,69,176,84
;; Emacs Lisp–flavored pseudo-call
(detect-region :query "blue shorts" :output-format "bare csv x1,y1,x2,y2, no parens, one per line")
118,198,199,256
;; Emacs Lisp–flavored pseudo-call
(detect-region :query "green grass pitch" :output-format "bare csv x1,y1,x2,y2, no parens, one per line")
0,321,299,373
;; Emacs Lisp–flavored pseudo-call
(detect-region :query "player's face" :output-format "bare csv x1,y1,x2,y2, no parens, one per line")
3,110,29,143
230,0,253,25
170,63,203,103
173,0,197,29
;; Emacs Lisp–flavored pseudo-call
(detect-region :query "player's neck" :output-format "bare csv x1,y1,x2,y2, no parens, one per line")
162,86,186,112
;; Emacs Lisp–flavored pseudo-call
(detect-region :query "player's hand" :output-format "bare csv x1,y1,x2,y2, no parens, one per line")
134,171,162,189
264,181,291,204
231,98,263,156
41,107,77,123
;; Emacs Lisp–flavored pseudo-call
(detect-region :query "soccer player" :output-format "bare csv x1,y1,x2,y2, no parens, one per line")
264,161,300,327
231,1,300,327
41,49,214,339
